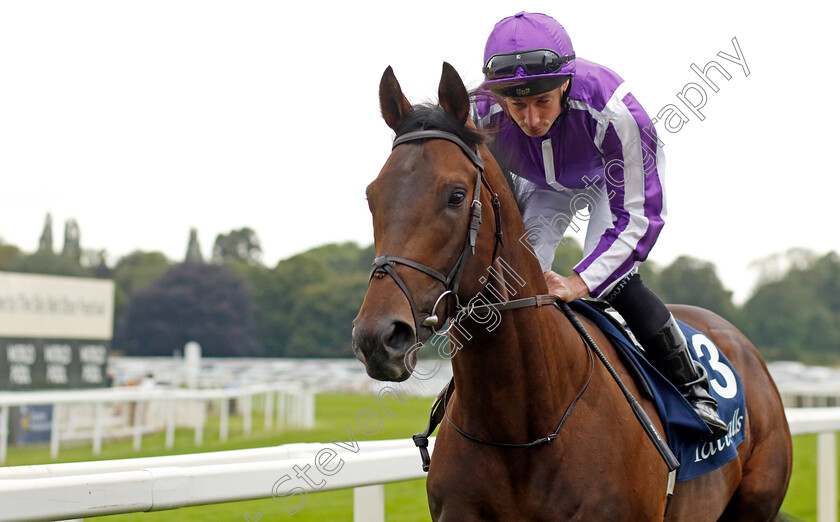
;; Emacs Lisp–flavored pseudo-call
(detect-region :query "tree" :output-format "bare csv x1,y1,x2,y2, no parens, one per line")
0,240,23,270
550,238,583,276
285,274,370,357
741,279,814,361
113,251,171,295
184,228,204,264
212,227,262,266
637,260,662,296
238,242,374,357
804,252,840,313
248,253,333,357
111,251,172,344
549,239,663,301
657,256,738,322
80,249,111,278
749,248,818,287
61,219,81,262
3,216,88,277
5,250,91,277
120,263,262,357
299,242,375,275
38,213,54,253
741,251,840,365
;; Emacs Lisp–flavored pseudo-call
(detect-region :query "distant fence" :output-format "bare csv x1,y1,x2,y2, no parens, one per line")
780,385,840,408
0,384,315,464
0,408,837,522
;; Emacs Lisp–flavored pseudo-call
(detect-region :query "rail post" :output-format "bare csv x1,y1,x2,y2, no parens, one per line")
817,431,837,522
353,484,385,522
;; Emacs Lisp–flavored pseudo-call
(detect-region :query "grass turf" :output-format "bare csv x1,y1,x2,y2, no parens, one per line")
2,393,834,521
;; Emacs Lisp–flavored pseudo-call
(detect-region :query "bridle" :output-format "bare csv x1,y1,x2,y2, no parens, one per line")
368,129,503,337
366,129,593,458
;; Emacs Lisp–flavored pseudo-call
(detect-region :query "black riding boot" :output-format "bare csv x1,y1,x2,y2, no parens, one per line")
643,315,729,441
606,271,729,441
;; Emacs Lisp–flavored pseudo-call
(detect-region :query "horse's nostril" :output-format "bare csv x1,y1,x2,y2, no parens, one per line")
384,320,414,352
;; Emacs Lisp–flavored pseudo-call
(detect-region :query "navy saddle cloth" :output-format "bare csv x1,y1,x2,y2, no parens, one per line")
569,300,746,482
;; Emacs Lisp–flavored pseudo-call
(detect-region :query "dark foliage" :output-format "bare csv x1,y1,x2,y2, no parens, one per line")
120,263,262,357
6,212,839,362
212,227,262,266
741,252,840,364
4,250,92,277
657,256,738,322
237,242,373,358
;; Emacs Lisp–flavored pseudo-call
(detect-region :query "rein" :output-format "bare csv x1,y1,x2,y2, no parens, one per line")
371,128,678,492
443,301,595,449
411,296,597,470
373,128,598,459
413,299,679,488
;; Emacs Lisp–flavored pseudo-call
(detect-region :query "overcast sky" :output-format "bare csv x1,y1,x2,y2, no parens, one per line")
0,1,835,303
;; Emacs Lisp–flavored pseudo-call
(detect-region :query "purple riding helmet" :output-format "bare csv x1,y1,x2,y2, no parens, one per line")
482,12,576,98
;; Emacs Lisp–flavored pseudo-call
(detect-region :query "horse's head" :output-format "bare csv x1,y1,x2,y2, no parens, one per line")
352,63,506,381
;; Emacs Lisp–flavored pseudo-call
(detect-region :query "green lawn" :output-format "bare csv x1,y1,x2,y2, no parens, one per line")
3,393,836,521
783,433,837,521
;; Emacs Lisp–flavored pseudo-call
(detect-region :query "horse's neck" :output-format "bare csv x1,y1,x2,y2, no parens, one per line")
443,156,591,442
448,275,588,443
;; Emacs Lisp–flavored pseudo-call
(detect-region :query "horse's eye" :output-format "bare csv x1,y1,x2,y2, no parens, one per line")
449,191,466,207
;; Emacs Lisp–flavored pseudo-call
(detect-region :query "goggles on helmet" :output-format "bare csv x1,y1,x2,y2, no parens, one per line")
483,49,575,80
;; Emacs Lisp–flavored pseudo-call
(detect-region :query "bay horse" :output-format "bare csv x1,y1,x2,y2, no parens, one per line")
352,62,792,521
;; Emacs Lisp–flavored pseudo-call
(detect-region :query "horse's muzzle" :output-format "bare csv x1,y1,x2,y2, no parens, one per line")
351,317,416,382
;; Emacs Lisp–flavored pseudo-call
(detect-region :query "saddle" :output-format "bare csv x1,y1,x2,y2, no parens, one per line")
414,299,747,482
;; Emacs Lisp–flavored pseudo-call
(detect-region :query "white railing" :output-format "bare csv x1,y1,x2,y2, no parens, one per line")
786,408,840,522
780,386,840,408
0,408,837,522
0,384,315,464
0,439,429,522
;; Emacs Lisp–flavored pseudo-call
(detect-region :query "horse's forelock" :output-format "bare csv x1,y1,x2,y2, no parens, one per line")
393,103,486,150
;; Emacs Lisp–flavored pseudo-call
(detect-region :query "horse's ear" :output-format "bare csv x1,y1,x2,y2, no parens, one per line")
438,62,470,125
379,66,413,131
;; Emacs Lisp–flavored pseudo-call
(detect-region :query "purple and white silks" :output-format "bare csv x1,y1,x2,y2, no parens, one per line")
474,58,667,298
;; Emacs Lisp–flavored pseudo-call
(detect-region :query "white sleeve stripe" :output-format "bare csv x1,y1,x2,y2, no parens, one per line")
541,139,564,191
476,103,504,128
577,82,653,291
568,98,608,153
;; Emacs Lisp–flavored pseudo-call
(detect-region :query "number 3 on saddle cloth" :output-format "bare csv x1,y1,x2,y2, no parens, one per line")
569,300,747,482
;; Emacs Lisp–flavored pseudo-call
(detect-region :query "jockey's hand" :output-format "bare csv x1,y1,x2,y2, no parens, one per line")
543,271,589,302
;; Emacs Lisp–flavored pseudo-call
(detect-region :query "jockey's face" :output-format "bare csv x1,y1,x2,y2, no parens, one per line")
505,81,569,137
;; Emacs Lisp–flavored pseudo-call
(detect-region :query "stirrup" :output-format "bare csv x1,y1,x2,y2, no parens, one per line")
684,364,729,440
644,315,728,440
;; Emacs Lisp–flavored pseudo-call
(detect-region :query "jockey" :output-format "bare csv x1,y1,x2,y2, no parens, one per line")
474,11,728,439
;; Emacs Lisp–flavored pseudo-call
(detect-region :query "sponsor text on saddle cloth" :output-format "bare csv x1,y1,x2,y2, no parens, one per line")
570,301,746,482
